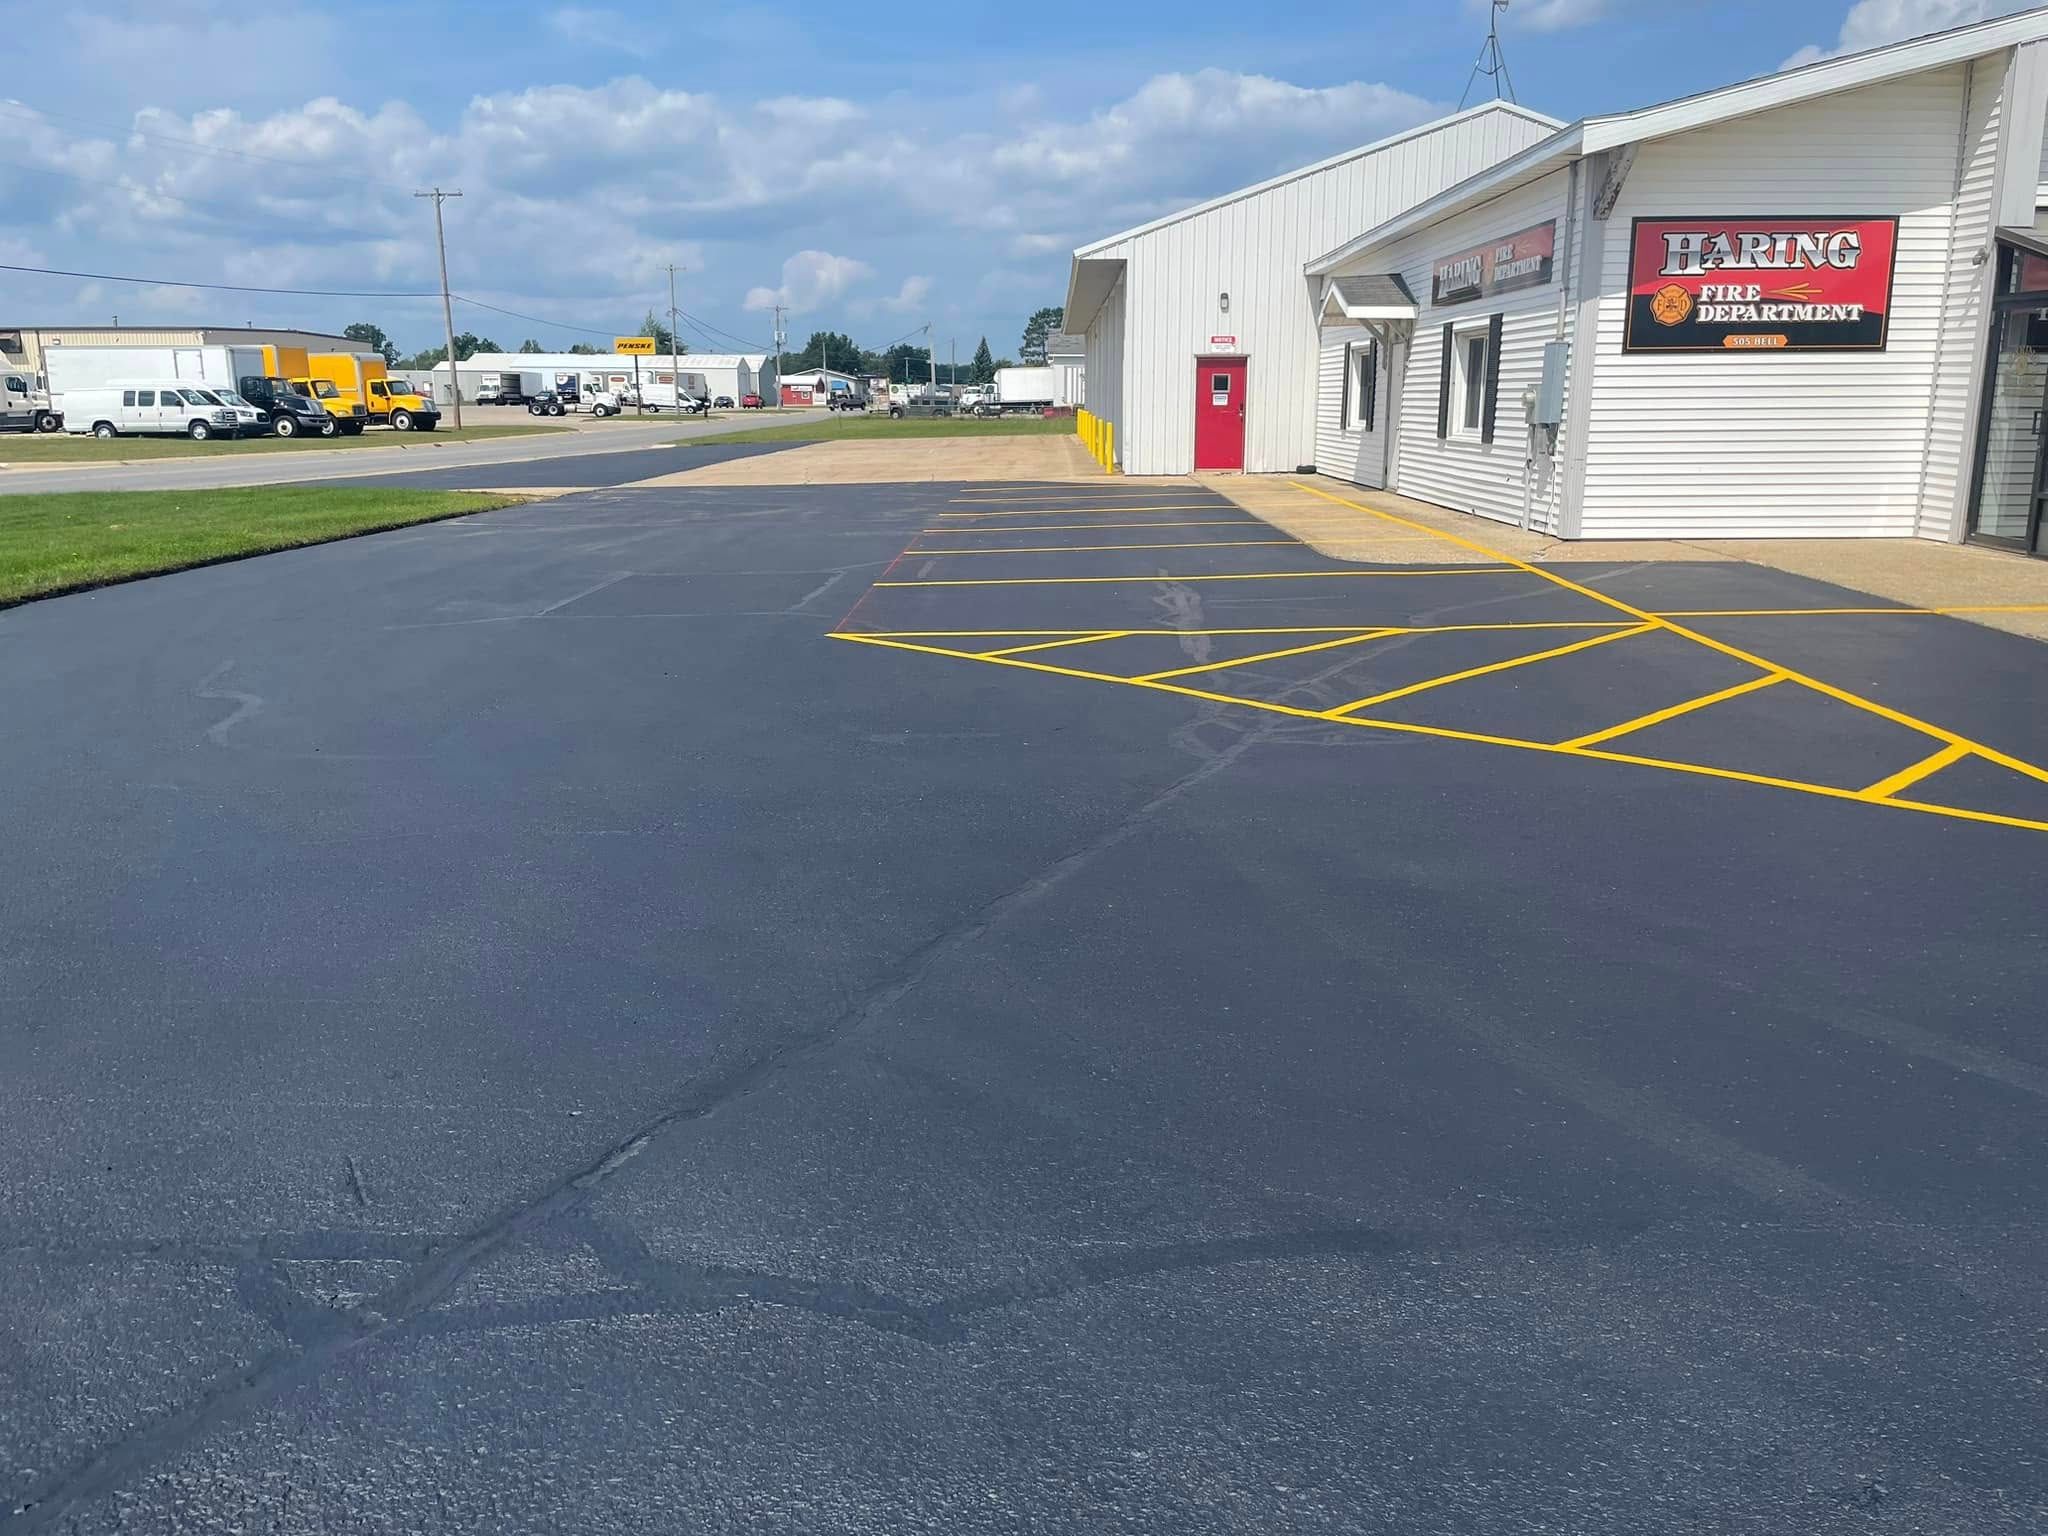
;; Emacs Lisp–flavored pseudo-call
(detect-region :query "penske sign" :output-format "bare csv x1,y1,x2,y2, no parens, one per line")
614,335,657,355
1625,216,1899,353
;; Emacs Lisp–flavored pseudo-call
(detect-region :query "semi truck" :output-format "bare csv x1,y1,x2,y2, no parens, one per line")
1,367,61,433
306,353,440,431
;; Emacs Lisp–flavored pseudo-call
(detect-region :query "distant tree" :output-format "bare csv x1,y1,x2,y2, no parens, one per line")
342,321,399,367
398,332,498,371
883,342,932,383
970,337,996,385
786,330,864,372
400,346,445,370
993,356,1017,370
568,342,600,356
517,338,545,354
638,310,683,354
1020,306,1063,364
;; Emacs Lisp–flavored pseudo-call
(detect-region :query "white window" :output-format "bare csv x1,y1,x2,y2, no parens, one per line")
1456,327,1489,435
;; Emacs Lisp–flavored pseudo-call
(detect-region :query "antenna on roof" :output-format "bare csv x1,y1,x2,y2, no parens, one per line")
1459,0,1516,109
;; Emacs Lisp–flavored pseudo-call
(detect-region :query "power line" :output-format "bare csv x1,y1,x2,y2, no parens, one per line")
454,295,623,338
0,260,438,298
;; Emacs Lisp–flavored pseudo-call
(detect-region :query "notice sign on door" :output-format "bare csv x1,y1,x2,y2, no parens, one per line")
1431,221,1556,306
1624,217,1899,352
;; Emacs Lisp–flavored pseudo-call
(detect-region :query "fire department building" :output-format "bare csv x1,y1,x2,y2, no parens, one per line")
1305,8,2048,554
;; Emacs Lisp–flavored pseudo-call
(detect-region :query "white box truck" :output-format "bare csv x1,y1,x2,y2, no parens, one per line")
970,365,1064,416
45,345,339,437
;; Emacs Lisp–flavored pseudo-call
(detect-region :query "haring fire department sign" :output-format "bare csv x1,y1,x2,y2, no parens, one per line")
1624,216,1899,353
1432,221,1556,306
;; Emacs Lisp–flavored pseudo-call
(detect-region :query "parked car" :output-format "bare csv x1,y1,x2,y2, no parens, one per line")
527,390,569,417
712,394,734,409
828,392,870,412
888,394,953,420
740,393,764,409
59,382,242,441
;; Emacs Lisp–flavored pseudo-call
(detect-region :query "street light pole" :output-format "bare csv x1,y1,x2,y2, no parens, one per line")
415,187,464,430
665,262,682,413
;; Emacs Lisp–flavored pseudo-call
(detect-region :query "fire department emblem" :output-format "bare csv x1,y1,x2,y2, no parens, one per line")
1650,283,1693,326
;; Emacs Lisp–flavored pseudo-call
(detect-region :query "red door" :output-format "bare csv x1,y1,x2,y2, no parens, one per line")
1193,356,1247,471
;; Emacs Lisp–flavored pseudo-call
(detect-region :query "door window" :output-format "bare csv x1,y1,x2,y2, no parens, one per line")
1210,372,1231,405
123,390,136,406
135,390,155,406
1971,303,2048,548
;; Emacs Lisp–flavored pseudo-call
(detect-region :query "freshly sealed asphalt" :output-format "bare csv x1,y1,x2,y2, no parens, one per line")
3,476,2046,1533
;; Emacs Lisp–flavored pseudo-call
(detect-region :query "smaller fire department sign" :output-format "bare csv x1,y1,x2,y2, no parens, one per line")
1624,216,1899,353
1431,221,1556,306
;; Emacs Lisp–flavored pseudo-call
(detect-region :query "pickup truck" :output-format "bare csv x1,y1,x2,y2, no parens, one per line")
828,392,872,412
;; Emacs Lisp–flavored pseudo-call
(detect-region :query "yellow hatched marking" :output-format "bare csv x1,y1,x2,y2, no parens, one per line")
1560,673,1785,749
978,632,1129,658
829,633,2048,835
1287,480,2048,793
846,622,1636,638
903,540,1296,556
1861,741,1972,800
1328,626,1652,717
874,567,1516,589
1134,630,1395,681
937,504,1232,518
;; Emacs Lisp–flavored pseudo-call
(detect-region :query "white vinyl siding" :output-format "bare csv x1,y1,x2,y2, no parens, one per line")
1328,168,1577,532
1085,270,1127,469
1314,331,1390,488
1922,53,2005,539
1579,66,1972,538
1087,104,1557,476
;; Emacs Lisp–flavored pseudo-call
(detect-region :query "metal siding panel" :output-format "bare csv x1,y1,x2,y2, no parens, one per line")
1580,66,1970,537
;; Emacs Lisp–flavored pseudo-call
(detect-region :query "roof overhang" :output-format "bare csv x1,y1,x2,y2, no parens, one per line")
1063,255,1127,335
1320,274,1420,325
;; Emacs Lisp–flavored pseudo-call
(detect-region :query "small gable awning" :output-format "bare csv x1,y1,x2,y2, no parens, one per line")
1321,273,1419,324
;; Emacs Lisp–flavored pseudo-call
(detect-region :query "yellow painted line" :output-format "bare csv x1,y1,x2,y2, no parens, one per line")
979,632,1129,658
838,622,1635,638
1135,630,1395,681
937,514,1236,528
830,634,2048,835
1327,625,1653,717
903,540,1297,556
1861,740,1972,800
949,490,1209,503
873,567,1517,589
1656,604,2048,617
1559,672,1786,749
1287,480,2048,791
916,520,1264,533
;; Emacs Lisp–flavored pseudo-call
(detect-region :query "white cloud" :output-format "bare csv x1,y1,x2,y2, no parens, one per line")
1505,0,1613,30
547,6,651,55
882,275,930,312
743,249,873,313
1780,0,2029,68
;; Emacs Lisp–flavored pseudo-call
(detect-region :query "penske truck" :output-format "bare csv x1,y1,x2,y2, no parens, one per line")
306,353,441,431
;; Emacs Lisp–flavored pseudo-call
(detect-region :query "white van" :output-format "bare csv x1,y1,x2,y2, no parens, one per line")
59,382,244,441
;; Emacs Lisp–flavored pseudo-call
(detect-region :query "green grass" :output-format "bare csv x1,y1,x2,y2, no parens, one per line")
0,487,523,607
0,424,565,463
681,413,1071,446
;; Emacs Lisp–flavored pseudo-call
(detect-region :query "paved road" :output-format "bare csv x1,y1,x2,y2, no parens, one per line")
0,414,751,494
3,479,2045,1533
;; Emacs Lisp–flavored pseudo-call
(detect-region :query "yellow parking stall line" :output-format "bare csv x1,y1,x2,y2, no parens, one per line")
1655,604,2048,618
1327,625,1654,717
873,567,1517,589
903,540,1297,556
1135,630,1395,681
830,634,2048,835
1287,480,2048,791
841,621,1635,639
915,520,1266,533
1559,672,1786,750
937,514,1236,528
1860,741,1972,800
979,632,1130,658
949,489,1204,502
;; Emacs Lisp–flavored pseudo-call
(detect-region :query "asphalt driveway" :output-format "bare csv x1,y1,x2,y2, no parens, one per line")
3,477,2045,1533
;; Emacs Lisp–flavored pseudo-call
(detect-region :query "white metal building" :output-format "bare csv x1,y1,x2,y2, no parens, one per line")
1063,102,1560,476
1308,6,2048,554
1046,332,1086,407
430,352,773,405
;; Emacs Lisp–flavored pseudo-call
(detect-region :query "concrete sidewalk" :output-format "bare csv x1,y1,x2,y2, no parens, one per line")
1217,475,2048,643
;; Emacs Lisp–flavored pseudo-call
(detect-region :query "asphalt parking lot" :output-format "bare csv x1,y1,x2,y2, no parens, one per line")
4,475,2046,1533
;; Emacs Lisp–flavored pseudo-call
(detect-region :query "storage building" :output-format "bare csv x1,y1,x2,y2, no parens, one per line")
1063,101,1561,476
1306,6,2048,554
430,352,770,405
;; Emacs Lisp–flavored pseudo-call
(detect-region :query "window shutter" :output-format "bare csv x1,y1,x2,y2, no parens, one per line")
1480,312,1504,444
1340,341,1352,430
1363,342,1378,431
1436,323,1452,439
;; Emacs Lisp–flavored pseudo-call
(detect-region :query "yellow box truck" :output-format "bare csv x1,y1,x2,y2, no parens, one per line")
309,353,441,432
263,345,367,434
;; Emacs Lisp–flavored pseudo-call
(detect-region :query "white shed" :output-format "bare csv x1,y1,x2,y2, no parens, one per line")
1306,6,2048,552
1063,102,1560,477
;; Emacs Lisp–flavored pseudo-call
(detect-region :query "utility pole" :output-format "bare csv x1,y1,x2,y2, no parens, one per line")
772,303,786,410
665,262,683,413
416,187,464,429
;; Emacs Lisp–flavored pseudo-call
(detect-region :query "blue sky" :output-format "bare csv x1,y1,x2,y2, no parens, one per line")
1,0,2024,361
